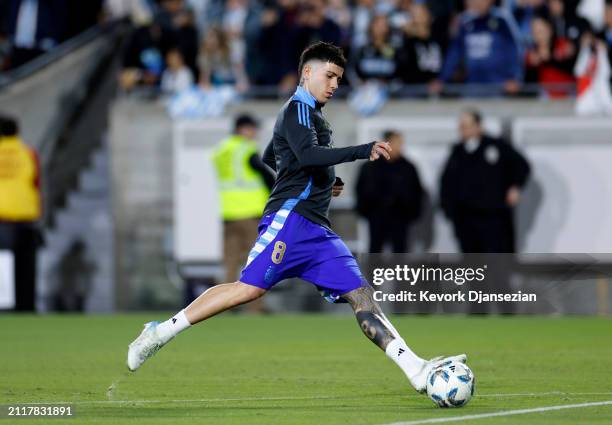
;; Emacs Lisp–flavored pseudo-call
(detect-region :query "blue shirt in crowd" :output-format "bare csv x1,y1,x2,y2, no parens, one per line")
440,8,523,84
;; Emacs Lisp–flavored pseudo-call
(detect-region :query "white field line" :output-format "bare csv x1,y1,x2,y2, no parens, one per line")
5,392,612,406
377,400,612,425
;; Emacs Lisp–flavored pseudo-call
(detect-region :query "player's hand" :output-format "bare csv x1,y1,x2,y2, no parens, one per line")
506,186,521,207
369,141,391,161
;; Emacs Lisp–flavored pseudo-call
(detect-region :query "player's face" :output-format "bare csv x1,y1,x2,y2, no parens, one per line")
303,61,344,104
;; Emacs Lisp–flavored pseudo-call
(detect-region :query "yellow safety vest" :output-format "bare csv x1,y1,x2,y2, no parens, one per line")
211,135,269,220
0,136,41,221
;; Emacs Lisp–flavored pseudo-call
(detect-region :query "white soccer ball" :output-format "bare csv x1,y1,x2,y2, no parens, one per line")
426,360,475,408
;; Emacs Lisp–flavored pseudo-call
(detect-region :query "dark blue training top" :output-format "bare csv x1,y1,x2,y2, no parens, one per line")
262,86,374,228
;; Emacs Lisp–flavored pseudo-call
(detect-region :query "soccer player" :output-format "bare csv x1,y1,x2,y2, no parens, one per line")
127,41,466,394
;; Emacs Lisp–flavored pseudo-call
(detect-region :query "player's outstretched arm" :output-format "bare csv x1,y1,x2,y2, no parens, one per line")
285,103,382,167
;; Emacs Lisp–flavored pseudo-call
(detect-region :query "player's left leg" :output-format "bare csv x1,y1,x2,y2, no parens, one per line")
299,222,467,393
341,284,467,393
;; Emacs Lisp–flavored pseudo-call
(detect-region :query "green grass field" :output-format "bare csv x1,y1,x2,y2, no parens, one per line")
1,314,611,424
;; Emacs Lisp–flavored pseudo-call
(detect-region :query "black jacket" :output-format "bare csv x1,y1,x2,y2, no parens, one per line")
440,135,530,218
355,157,424,221
262,86,374,228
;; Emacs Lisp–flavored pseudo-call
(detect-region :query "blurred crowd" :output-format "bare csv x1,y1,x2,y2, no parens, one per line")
113,0,612,97
0,0,106,70
1,0,611,97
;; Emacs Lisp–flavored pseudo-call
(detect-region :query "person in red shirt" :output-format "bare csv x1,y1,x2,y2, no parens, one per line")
525,16,577,98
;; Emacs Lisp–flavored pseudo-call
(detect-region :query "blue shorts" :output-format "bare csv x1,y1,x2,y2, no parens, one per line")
239,205,367,302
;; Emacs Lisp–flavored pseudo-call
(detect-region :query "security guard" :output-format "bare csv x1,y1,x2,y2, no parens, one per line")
440,108,530,314
212,114,275,284
0,115,42,311
440,109,530,253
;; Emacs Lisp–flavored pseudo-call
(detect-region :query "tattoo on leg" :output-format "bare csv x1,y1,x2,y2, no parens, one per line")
342,285,399,351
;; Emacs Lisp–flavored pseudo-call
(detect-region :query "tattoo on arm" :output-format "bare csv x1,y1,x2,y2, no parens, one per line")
342,285,399,351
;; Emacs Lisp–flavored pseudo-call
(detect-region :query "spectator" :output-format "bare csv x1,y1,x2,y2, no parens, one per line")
155,0,199,79
296,0,342,61
351,0,376,50
326,0,352,47
440,109,530,254
161,47,194,93
155,0,189,31
222,0,248,80
242,1,266,87
545,0,590,47
223,0,248,41
0,115,43,312
198,26,247,90
423,0,454,50
211,114,274,312
252,0,301,90
119,22,174,90
5,0,69,69
505,0,546,44
574,32,612,115
102,0,153,25
356,130,423,253
199,0,225,27
186,0,212,33
525,16,576,98
353,14,399,83
431,0,523,95
440,109,530,313
398,2,443,84
388,0,413,36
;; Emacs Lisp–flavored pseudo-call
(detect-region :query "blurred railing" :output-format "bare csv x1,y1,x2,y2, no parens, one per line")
121,82,577,101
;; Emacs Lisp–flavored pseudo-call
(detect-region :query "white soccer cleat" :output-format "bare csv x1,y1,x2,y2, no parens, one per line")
410,354,468,393
127,321,170,371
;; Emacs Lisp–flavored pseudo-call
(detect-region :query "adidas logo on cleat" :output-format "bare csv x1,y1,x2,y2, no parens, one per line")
398,348,405,356
172,318,177,324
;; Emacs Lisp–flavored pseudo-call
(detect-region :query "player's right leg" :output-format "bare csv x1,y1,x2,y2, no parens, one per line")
127,210,294,372
127,281,265,371
341,285,466,393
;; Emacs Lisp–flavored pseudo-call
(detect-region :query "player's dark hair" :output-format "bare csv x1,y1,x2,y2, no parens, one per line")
0,115,18,137
463,108,482,126
298,42,346,79
382,130,400,142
